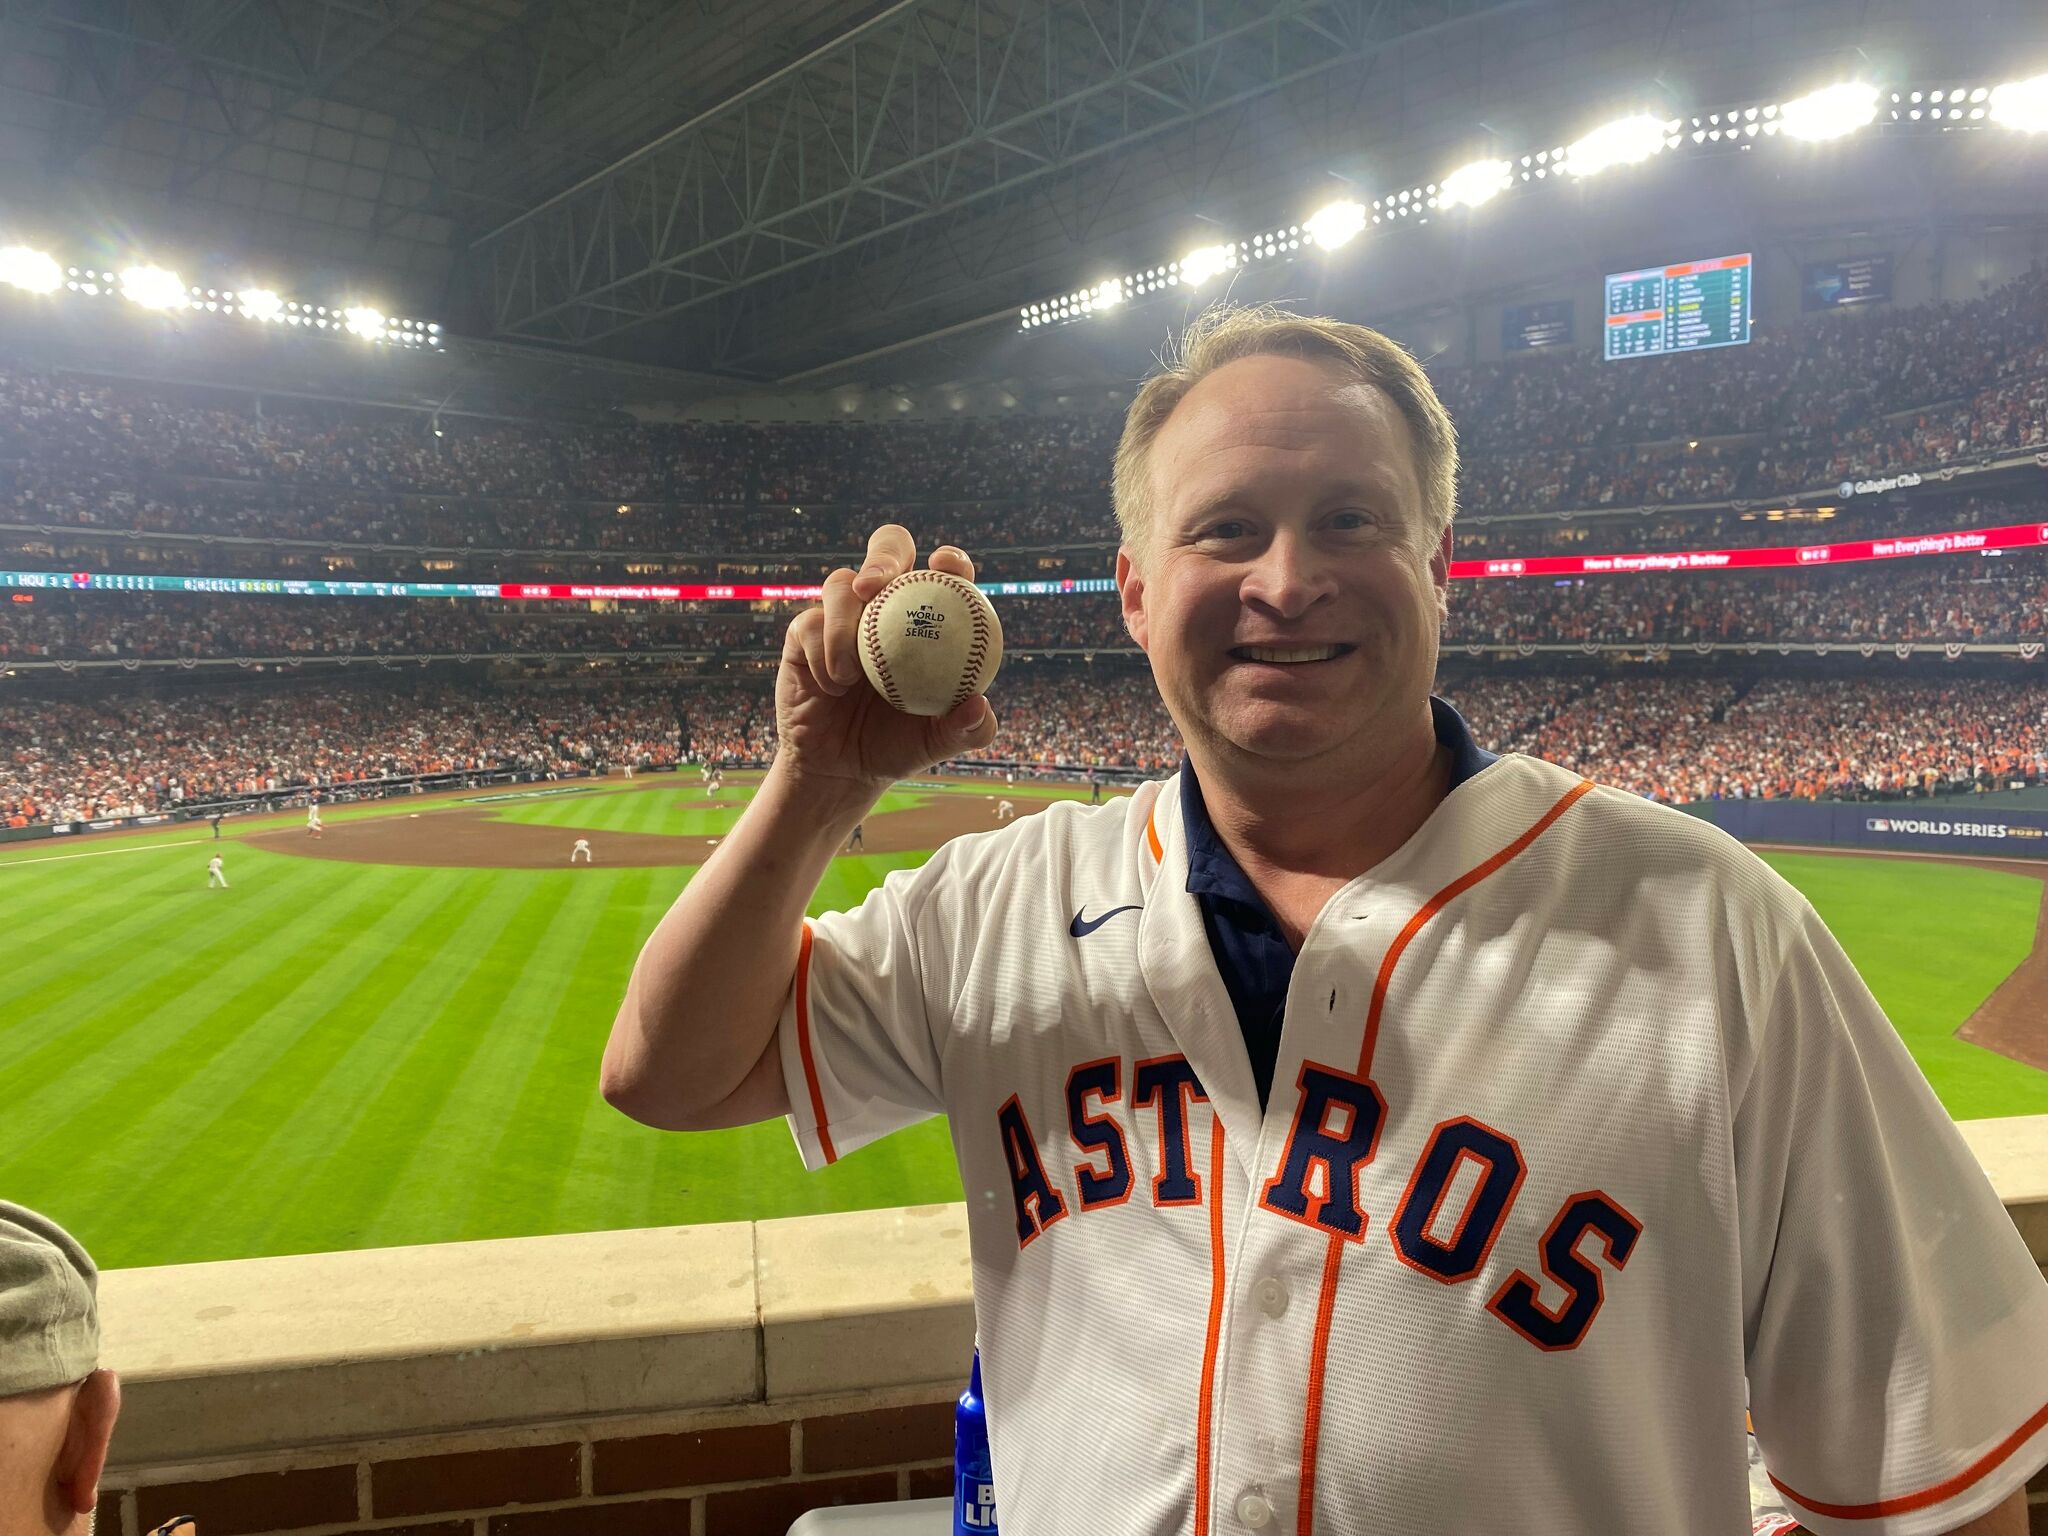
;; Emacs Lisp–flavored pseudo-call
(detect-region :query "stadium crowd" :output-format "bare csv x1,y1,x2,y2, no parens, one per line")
13,487,2040,589
0,594,777,660
7,554,2045,663
6,671,2044,827
2,267,2043,564
6,265,2048,826
0,681,683,826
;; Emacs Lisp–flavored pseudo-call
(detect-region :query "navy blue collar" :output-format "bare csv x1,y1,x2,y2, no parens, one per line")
1181,696,1498,909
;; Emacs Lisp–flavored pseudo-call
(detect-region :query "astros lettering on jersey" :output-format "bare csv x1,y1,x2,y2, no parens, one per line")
774,750,2048,1536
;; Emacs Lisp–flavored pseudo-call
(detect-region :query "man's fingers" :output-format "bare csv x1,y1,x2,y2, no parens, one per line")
853,524,916,599
783,606,844,696
820,568,866,689
928,545,976,584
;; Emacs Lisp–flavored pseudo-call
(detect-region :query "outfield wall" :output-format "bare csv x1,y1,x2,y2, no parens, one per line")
89,1118,2048,1536
1693,799,2048,861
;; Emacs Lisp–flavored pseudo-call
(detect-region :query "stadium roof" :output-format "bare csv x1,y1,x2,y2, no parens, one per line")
2,0,2045,393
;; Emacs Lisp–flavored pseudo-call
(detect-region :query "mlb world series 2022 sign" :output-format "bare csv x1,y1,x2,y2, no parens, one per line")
1700,801,2048,859
1863,816,2047,845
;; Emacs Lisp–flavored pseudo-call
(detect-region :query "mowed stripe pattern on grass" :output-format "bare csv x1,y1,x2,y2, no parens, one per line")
1755,851,2048,1121
0,835,963,1269
486,784,743,836
4,778,2041,1271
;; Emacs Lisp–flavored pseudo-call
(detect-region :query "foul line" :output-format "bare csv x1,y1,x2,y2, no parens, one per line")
0,838,208,869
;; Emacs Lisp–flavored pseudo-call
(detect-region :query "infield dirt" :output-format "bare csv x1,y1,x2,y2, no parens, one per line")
241,794,2048,1077
242,781,1061,869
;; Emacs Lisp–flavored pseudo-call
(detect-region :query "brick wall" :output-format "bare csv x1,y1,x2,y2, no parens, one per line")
96,1395,959,1536
93,1393,2048,1536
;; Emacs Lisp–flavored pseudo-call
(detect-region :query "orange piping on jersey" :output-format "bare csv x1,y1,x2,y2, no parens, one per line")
1294,1234,1346,1533
1193,1118,1227,1536
792,920,839,1166
1294,776,1596,1535
1360,778,1595,1073
1769,1399,2048,1520
1146,802,1164,864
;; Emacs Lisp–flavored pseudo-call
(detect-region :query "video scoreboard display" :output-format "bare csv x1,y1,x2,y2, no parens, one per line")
1603,252,1752,360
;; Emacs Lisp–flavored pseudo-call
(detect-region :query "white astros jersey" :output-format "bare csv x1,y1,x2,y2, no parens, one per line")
773,752,2048,1536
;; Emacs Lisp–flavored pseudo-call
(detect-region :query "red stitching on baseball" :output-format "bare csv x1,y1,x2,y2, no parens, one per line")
869,570,992,714
951,577,992,713
861,589,905,708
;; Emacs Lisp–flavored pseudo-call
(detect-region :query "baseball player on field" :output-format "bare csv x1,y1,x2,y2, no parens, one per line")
306,800,323,838
571,838,593,864
604,306,2047,1536
206,852,228,889
994,798,1017,822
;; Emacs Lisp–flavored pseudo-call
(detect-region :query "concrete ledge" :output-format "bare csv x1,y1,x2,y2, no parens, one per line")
1956,1114,2048,1264
756,1204,976,1401
100,1220,765,1464
99,1116,2046,1478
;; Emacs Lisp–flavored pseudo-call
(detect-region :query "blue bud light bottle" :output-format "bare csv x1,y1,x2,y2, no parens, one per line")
954,1347,997,1535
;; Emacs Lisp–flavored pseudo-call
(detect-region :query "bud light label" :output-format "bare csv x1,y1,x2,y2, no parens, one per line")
956,1347,996,1536
956,1473,997,1531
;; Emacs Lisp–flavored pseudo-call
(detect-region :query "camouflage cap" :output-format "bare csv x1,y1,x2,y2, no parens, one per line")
0,1202,98,1397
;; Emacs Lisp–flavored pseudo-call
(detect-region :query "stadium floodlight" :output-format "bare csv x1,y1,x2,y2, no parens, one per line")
1093,278,1124,308
120,265,187,309
1563,114,1668,176
1305,200,1366,250
1438,159,1512,209
1778,82,1878,140
1178,244,1233,287
342,305,387,340
1990,73,2048,132
239,288,283,321
0,246,62,294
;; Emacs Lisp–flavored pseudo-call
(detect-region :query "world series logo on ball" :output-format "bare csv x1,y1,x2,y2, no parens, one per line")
860,569,1004,716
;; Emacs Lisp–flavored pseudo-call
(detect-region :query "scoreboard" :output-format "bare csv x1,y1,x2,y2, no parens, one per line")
1603,252,1752,360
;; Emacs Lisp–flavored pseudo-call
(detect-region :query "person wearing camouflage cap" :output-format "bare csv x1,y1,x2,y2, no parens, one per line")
0,1201,120,1535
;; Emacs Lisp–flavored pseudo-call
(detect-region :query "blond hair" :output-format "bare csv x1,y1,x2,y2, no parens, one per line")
1112,304,1458,561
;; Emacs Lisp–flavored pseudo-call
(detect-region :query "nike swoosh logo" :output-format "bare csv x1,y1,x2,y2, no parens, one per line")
1070,904,1142,937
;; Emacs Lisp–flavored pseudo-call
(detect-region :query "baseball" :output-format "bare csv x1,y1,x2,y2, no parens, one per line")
858,569,1003,717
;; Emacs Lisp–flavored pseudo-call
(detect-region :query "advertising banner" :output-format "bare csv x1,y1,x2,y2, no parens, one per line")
1701,800,2048,860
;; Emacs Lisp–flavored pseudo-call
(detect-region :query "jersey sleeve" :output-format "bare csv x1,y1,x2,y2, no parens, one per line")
774,842,965,1170
1734,902,2048,1536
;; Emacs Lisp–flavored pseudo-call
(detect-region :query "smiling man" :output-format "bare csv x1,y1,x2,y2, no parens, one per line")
604,305,2046,1536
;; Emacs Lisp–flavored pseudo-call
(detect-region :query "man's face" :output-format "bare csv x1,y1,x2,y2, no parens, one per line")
1116,353,1451,769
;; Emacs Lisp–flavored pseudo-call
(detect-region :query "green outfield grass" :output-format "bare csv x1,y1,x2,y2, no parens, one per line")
1755,851,2045,1121
1,777,2042,1270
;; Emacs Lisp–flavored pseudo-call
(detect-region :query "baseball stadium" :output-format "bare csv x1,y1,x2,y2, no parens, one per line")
2,0,2048,1530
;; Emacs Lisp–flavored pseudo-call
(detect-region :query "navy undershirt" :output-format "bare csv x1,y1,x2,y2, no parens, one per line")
1180,696,1499,1113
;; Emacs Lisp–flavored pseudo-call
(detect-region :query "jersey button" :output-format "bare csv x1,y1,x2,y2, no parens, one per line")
1235,1491,1274,1529
1255,1277,1288,1317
